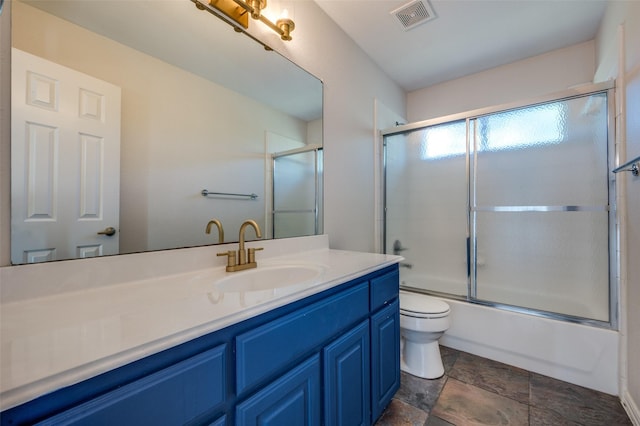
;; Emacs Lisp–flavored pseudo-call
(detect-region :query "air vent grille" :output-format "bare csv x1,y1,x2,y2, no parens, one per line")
391,0,436,31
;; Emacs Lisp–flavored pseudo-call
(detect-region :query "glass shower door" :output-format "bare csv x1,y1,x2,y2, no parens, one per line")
385,121,468,296
471,94,611,321
272,148,323,239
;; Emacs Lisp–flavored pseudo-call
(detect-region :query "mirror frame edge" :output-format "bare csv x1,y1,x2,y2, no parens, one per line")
1,0,12,267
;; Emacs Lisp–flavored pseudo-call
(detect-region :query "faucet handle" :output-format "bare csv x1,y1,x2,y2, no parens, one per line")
248,247,264,263
217,250,237,268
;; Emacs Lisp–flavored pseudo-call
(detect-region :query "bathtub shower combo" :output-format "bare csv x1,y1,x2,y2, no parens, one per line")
383,83,618,383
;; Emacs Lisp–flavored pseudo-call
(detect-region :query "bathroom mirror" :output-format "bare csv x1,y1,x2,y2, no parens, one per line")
10,0,323,265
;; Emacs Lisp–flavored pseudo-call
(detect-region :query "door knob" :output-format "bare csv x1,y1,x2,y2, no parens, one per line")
97,227,117,236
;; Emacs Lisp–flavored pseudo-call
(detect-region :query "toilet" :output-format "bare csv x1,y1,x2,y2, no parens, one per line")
399,290,451,379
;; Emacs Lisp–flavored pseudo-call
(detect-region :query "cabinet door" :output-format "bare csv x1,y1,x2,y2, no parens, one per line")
36,346,227,426
370,299,400,421
208,415,226,426
236,282,368,396
324,320,370,426
235,355,321,426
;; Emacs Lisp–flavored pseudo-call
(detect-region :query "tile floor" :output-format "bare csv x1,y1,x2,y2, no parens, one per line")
376,346,632,426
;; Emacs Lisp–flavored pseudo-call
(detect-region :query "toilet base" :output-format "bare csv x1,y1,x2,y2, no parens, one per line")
401,338,444,379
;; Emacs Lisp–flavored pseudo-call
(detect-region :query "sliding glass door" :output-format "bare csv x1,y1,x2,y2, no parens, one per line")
272,147,323,239
472,93,611,321
384,85,615,325
385,120,468,297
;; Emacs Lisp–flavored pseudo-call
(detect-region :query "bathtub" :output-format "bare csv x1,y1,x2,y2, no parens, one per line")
400,274,619,395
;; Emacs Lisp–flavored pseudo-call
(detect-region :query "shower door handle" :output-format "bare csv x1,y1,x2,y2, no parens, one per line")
393,239,407,255
466,237,470,278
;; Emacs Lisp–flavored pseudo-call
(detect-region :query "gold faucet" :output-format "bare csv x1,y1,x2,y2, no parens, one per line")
205,219,224,244
217,220,263,272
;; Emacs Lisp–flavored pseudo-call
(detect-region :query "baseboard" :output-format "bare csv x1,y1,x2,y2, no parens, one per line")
621,389,640,426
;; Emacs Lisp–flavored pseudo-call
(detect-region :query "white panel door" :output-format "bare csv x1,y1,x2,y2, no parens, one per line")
11,48,121,264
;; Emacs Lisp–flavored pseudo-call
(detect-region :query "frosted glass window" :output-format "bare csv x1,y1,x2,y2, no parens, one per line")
421,121,467,159
477,103,565,152
422,103,565,159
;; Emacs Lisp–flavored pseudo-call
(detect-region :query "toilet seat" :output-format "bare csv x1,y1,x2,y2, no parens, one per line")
400,291,450,319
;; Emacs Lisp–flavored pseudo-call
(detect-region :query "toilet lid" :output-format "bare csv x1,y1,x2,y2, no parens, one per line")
400,291,450,316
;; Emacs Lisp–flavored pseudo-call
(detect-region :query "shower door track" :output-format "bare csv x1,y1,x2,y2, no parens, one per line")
381,80,614,137
400,285,615,330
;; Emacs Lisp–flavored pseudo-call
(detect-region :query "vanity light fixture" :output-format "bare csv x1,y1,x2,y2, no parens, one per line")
194,0,296,41
276,8,295,41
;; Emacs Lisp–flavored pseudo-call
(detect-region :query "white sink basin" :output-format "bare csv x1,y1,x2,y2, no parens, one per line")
215,264,326,292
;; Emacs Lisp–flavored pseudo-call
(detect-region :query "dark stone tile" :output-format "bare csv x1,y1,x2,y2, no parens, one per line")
394,370,447,412
530,373,632,426
439,345,460,374
448,351,530,404
432,378,529,426
376,398,428,426
530,405,581,426
424,414,455,426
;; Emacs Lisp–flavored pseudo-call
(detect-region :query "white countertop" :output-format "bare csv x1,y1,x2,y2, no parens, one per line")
0,236,401,410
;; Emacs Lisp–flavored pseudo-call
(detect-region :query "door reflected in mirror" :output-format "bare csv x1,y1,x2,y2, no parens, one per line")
10,0,323,265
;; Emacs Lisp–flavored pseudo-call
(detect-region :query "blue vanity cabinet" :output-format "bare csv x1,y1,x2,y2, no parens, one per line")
35,345,228,426
209,415,227,426
370,299,400,421
235,355,321,425
369,269,401,421
235,282,370,398
1,264,399,426
323,319,371,426
233,281,369,426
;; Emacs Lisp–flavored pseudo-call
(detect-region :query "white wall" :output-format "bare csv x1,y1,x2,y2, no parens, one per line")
407,41,596,122
595,1,640,422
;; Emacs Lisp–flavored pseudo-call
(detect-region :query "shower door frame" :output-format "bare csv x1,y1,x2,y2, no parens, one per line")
271,145,323,238
381,81,618,330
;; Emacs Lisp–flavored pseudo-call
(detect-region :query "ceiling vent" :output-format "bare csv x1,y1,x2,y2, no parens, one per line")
390,0,436,31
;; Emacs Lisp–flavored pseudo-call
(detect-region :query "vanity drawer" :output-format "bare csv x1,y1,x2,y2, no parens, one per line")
236,282,369,396
37,345,227,426
370,269,400,311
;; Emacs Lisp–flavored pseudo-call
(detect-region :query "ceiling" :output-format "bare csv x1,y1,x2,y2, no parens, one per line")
315,0,609,92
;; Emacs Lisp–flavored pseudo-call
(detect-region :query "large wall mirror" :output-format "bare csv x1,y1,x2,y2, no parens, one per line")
10,0,323,265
